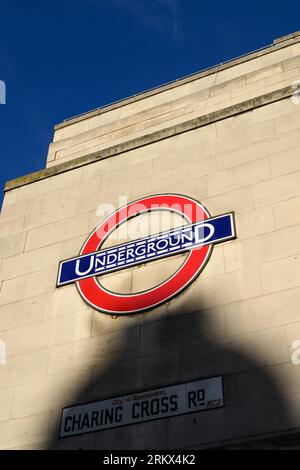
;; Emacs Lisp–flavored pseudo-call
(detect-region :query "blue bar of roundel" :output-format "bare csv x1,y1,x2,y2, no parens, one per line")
57,213,235,286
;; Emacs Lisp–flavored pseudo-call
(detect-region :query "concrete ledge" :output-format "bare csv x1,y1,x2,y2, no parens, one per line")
274,31,300,45
55,32,300,131
5,84,298,192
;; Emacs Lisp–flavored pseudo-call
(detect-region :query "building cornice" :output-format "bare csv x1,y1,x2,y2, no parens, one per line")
54,32,300,131
5,84,298,192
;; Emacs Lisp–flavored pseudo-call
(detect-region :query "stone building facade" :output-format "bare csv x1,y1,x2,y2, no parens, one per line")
1,31,300,449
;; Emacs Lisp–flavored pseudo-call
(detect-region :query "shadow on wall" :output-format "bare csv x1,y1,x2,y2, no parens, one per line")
47,286,297,450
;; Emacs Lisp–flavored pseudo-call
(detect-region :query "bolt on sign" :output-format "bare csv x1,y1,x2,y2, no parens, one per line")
57,194,236,314
60,376,224,438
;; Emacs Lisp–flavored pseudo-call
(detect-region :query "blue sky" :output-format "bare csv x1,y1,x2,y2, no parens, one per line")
0,0,300,205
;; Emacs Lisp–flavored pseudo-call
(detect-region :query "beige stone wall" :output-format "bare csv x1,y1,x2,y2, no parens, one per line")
1,36,300,449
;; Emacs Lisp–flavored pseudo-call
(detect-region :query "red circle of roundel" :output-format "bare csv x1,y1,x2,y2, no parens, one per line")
77,194,213,315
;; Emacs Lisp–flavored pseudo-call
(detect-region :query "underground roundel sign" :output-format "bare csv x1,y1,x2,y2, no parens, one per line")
57,194,236,315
